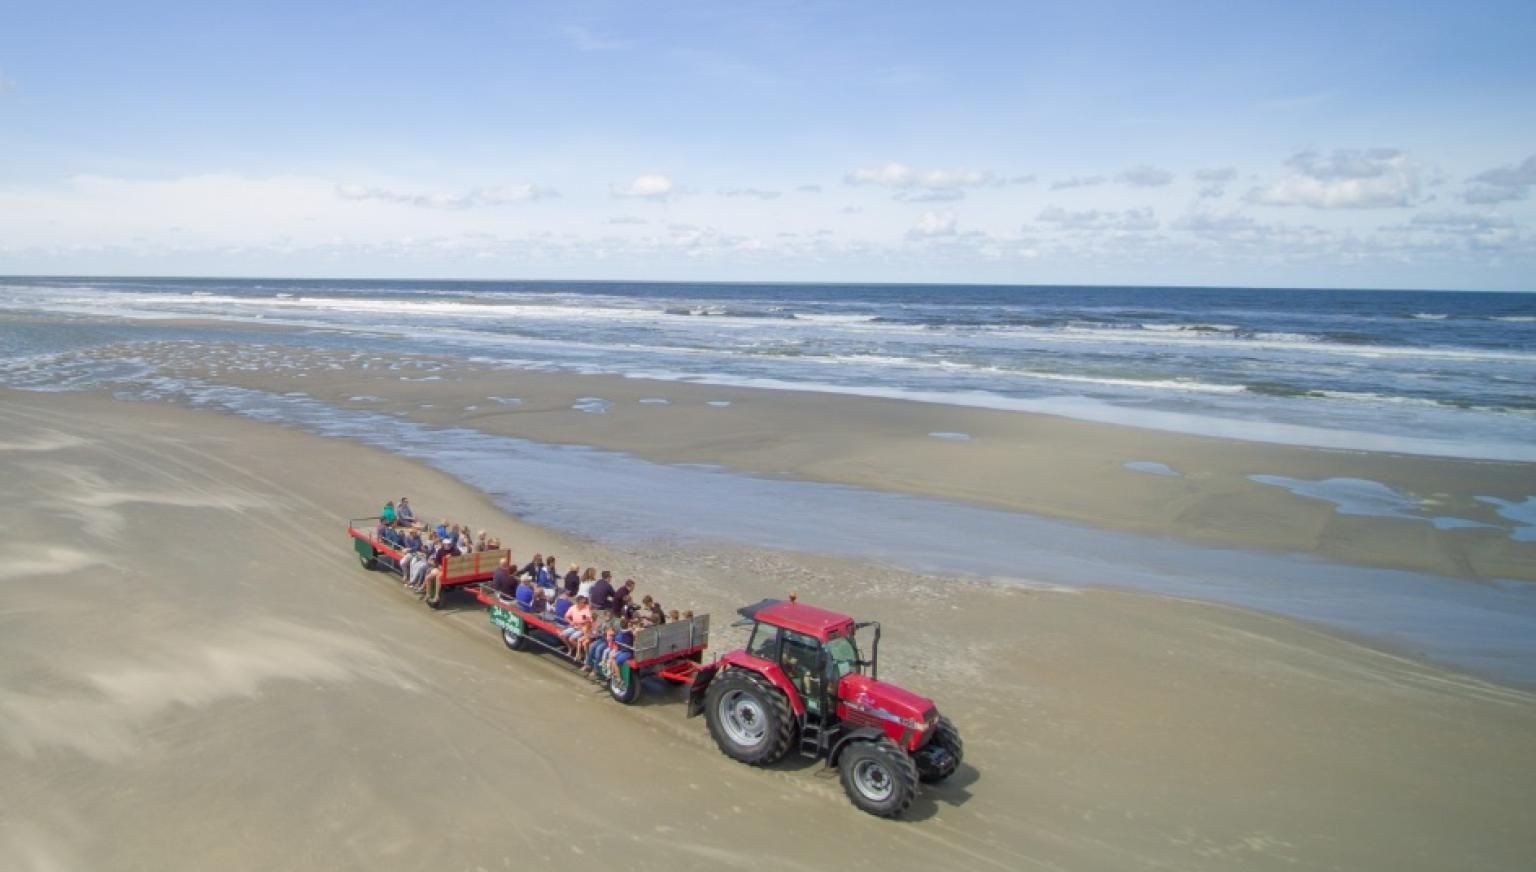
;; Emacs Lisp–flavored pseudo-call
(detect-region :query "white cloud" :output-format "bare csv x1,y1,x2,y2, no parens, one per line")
908,210,958,238
1194,166,1237,198
1247,148,1424,209
1037,206,1158,231
1465,154,1536,204
795,184,823,193
1407,211,1516,232
1117,165,1174,187
845,162,999,201
611,174,676,201
606,215,648,225
1049,175,1106,190
1173,209,1264,235
336,182,555,208
719,187,781,200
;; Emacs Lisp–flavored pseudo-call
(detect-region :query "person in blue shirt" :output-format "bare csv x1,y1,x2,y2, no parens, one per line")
515,576,537,611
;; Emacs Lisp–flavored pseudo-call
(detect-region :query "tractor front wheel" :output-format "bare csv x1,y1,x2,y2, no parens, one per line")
704,669,794,765
916,716,964,784
838,738,919,818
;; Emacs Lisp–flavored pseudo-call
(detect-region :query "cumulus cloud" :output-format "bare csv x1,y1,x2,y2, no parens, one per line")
845,162,1000,201
1049,175,1106,190
1194,166,1238,198
796,184,822,193
1247,148,1424,208
611,174,676,201
1117,165,1174,187
606,215,648,225
718,187,781,200
336,182,556,209
1037,206,1157,231
1465,154,1536,204
908,210,958,238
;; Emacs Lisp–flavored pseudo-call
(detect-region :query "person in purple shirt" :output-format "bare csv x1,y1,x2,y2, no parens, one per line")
563,565,582,598
490,556,515,597
588,572,615,611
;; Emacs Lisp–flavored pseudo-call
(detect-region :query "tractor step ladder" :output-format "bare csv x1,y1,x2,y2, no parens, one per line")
799,711,828,758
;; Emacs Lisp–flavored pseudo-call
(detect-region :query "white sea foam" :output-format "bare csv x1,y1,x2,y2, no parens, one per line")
572,397,611,414
1411,312,1449,320
928,431,972,441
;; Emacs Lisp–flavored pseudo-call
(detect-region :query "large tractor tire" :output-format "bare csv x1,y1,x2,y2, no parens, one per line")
704,669,794,765
916,716,964,784
838,737,920,818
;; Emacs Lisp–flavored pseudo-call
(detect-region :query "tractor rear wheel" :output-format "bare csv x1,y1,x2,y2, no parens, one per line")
838,738,919,818
916,716,964,784
704,669,794,765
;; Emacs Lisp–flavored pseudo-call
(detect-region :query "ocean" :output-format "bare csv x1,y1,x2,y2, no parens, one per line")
2,276,1534,460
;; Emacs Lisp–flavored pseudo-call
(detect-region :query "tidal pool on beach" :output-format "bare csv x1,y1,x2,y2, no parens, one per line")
58,377,1536,687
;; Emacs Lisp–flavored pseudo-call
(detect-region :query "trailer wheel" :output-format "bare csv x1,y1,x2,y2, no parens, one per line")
704,669,793,765
608,664,642,705
838,738,919,818
359,550,376,571
916,716,964,784
501,623,527,651
424,579,442,610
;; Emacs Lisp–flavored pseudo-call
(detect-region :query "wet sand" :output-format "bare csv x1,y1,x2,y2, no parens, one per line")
91,337,1536,582
3,386,1535,871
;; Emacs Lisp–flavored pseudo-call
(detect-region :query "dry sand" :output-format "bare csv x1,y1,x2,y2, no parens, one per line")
3,386,1536,871
88,337,1536,581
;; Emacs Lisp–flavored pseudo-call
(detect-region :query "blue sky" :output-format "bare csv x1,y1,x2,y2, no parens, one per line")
2,0,1534,289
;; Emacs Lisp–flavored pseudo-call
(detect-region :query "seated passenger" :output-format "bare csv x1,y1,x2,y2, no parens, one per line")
381,500,397,526
639,595,665,626
562,595,594,657
563,564,582,598
490,556,515,597
588,572,615,612
577,568,597,599
397,496,416,527
610,579,637,618
515,576,537,611
486,535,502,551
521,553,543,578
606,619,636,678
474,530,489,552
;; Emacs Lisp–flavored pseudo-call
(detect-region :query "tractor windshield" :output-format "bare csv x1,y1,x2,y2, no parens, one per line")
825,632,861,678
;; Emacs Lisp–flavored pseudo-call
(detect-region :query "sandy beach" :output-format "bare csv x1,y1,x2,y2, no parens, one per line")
4,385,1535,871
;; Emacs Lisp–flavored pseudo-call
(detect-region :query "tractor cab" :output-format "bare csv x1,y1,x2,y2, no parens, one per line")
738,597,872,715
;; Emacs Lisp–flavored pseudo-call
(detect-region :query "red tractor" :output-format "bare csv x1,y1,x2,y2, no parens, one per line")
686,597,963,818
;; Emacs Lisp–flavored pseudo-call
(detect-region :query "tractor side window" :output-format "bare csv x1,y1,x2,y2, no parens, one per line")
825,636,860,679
747,623,780,661
779,631,821,683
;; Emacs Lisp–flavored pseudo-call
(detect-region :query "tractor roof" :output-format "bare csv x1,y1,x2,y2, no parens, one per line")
738,598,855,641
